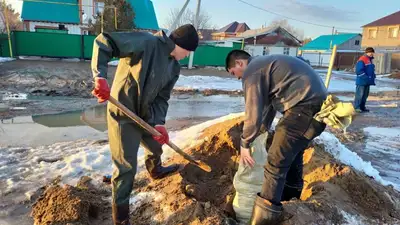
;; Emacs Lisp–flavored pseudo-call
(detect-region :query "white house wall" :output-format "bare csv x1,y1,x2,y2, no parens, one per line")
245,46,298,56
290,48,298,56
28,21,85,35
244,45,263,56
81,0,95,24
302,52,332,67
338,35,362,51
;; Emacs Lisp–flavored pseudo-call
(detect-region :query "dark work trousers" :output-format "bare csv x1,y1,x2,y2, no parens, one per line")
260,102,326,206
354,85,370,110
107,113,163,206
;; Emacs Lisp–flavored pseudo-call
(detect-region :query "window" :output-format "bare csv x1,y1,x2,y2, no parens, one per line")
368,28,377,39
388,26,399,38
283,47,290,55
355,40,360,45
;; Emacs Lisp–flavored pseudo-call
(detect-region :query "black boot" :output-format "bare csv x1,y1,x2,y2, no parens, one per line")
112,204,131,225
281,184,302,202
249,194,283,225
145,156,181,180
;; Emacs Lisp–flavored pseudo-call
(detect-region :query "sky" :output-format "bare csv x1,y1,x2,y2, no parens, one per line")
151,0,399,38
4,0,399,39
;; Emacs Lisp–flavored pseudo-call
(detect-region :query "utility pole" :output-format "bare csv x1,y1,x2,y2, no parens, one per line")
188,0,201,69
2,0,13,57
330,26,335,49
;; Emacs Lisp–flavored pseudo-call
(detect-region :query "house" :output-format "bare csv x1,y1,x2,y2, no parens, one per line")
198,29,217,41
238,26,301,57
211,21,250,40
299,33,364,68
21,0,159,35
361,10,400,51
21,0,98,35
361,10,400,71
300,33,362,53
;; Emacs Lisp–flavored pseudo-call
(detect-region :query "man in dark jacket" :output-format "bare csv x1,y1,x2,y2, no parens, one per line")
91,24,199,225
226,50,327,224
354,47,376,113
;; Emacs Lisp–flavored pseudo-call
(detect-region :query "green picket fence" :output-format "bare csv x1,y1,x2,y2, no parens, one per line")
0,31,240,66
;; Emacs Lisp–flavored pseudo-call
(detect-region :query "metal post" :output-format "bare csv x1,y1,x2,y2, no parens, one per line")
325,45,338,88
114,7,117,30
167,0,190,36
101,12,104,33
3,0,13,57
188,0,201,69
241,38,244,50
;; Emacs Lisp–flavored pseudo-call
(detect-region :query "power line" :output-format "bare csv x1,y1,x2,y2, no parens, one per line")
237,0,362,32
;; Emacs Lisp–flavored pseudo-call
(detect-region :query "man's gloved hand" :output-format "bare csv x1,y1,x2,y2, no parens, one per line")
240,146,255,168
153,125,169,145
92,77,110,103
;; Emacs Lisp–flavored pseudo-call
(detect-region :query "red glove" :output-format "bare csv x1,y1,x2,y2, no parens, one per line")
153,125,169,145
92,77,110,103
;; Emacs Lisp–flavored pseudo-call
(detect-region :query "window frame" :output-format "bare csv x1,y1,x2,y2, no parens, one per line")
368,28,377,39
388,26,399,39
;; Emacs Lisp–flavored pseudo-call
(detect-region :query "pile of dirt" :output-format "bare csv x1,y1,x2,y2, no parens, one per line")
30,118,400,225
31,176,112,225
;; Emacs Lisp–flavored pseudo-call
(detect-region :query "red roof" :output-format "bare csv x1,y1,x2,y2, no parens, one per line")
217,21,250,33
362,10,400,27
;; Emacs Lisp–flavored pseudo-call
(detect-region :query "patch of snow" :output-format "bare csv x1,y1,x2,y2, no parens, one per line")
175,75,242,91
10,107,27,110
129,192,156,211
0,112,244,201
1,92,28,100
0,57,15,63
108,60,119,66
340,210,369,225
316,132,399,191
336,96,354,102
173,74,398,94
362,127,400,188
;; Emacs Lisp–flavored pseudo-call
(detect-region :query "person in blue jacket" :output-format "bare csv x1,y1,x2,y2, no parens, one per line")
354,47,376,113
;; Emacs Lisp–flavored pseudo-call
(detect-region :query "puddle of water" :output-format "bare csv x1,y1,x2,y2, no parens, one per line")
0,94,244,147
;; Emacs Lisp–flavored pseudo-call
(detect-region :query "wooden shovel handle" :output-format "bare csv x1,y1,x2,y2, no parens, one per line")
108,96,211,172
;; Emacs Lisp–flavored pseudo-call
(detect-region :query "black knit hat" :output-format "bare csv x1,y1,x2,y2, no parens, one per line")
365,47,375,53
169,24,199,51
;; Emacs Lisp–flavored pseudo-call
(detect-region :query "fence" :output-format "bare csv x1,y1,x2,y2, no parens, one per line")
0,31,239,66
302,51,363,70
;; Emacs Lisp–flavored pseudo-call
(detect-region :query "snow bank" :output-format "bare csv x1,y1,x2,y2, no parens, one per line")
0,112,244,200
0,57,15,63
316,132,399,191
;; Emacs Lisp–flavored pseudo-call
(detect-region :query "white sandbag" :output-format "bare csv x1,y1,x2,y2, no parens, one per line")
232,132,269,224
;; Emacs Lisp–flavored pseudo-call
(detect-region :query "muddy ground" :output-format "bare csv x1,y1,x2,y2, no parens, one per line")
29,118,400,225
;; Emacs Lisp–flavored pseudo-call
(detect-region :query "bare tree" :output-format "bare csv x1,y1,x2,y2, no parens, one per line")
268,19,304,40
0,2,23,33
163,7,215,30
302,37,312,45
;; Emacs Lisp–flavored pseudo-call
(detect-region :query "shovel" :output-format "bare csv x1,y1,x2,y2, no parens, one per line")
108,96,212,172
